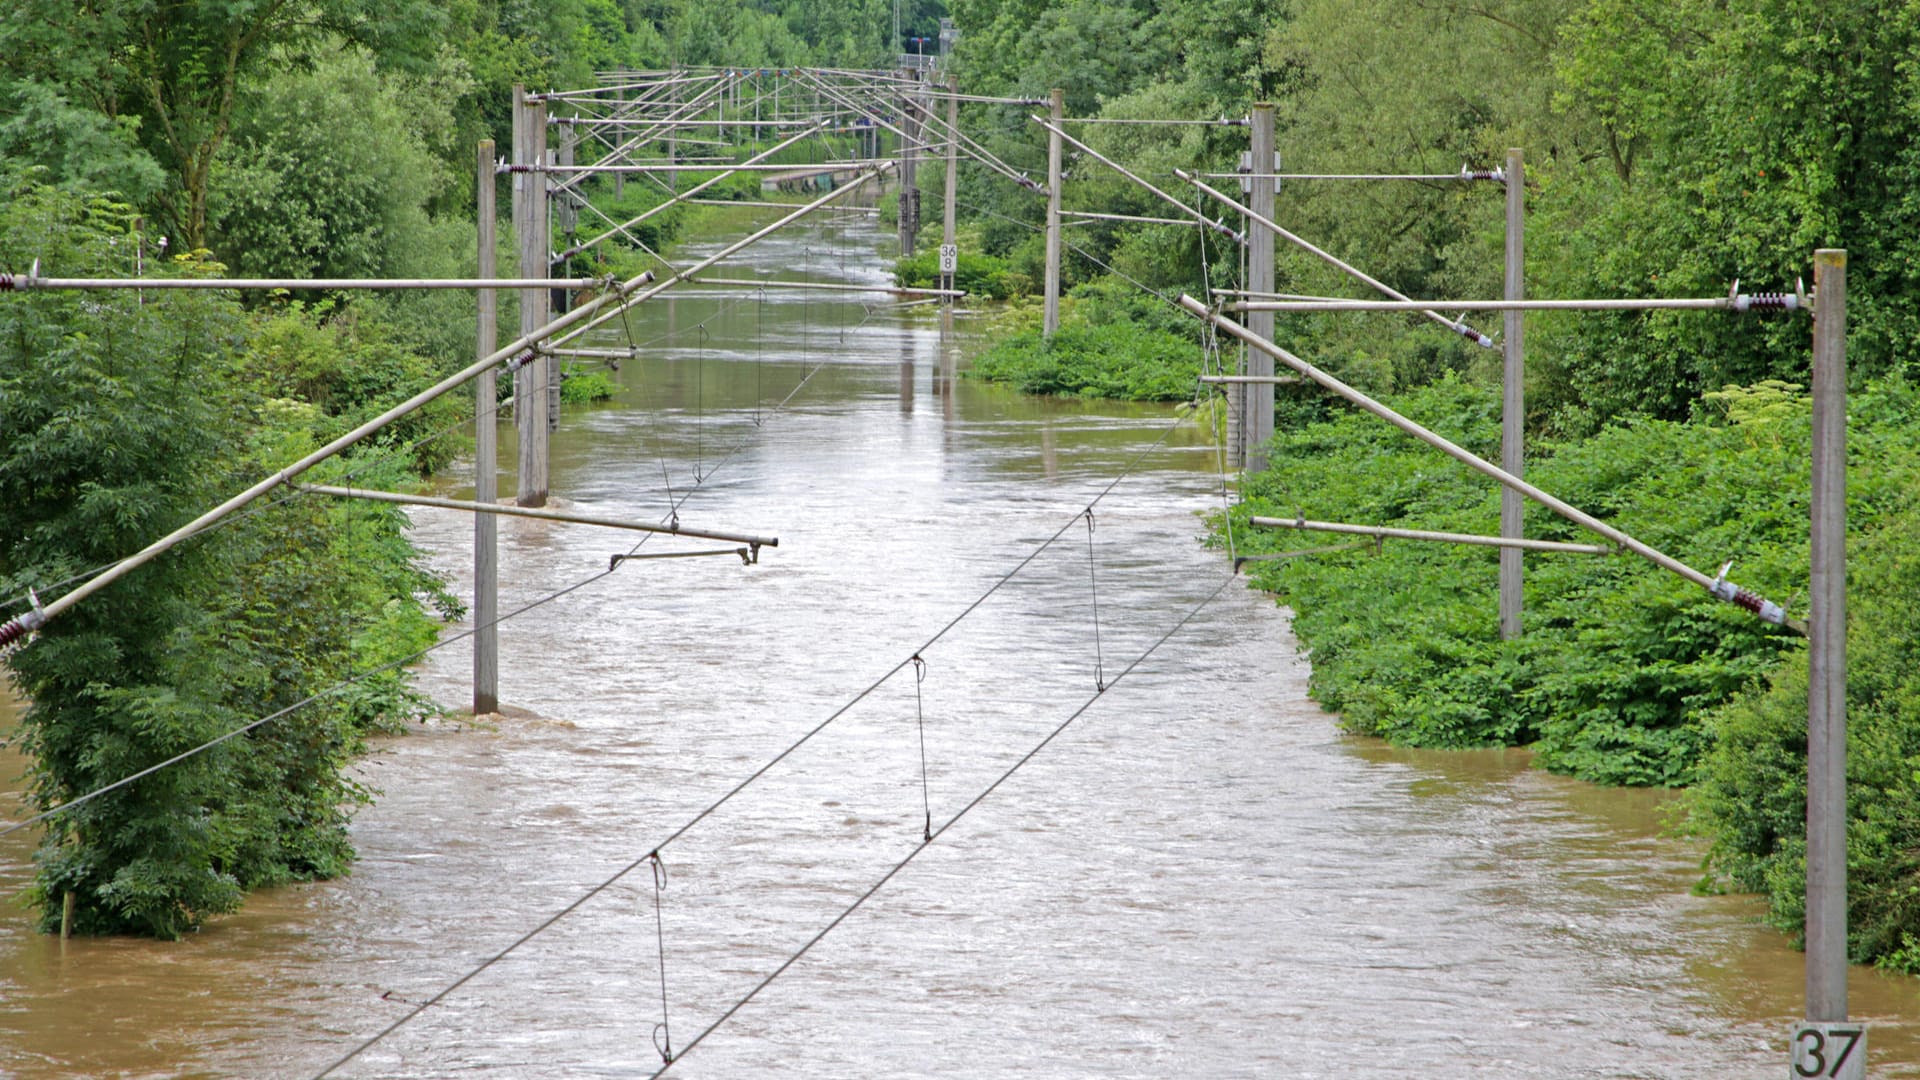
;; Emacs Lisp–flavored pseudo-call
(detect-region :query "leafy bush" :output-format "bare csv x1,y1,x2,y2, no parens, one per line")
241,304,469,475
559,366,618,403
1224,372,1920,964
1231,377,1897,779
1,177,456,938
1,183,248,937
210,46,464,282
894,247,1031,300
1692,391,1920,970
966,322,1201,401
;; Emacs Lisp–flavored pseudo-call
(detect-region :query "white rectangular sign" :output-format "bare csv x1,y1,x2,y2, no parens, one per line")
938,244,958,274
1791,1023,1866,1080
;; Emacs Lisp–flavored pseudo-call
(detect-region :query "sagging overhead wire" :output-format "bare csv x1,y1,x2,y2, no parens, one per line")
0,306,846,841
310,416,1188,1077
641,572,1239,1079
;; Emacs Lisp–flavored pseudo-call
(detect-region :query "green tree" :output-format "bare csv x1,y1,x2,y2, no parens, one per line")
1544,0,1920,429
0,0,443,249
209,46,471,282
0,181,246,936
1,176,457,938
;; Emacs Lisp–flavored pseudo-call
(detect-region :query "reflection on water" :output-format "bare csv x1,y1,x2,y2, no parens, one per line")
1,214,1916,1077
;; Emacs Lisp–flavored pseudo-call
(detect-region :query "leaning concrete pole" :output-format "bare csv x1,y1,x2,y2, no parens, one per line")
1043,87,1064,337
513,86,551,506
473,140,500,716
1245,103,1276,473
1807,248,1848,1023
1499,149,1526,641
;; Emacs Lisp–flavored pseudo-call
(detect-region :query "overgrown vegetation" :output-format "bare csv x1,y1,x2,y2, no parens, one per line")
968,322,1199,400
0,0,962,938
926,0,1920,970
3,0,1914,975
0,183,454,937
1224,376,1920,967
560,367,620,403
895,246,1028,300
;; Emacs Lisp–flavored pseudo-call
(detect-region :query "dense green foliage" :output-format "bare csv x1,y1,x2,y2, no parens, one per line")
1225,375,1920,965
559,367,620,403
968,321,1199,400
1691,389,1920,970
0,0,975,937
0,183,454,936
1,0,1911,976
936,0,1920,419
0,0,950,251
896,246,1028,300
933,0,1920,969
211,47,470,283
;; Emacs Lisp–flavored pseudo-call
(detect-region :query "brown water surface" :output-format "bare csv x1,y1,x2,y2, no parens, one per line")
2,214,1916,1077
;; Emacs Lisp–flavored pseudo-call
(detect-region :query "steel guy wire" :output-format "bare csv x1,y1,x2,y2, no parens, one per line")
644,571,1240,1079
308,414,1186,1077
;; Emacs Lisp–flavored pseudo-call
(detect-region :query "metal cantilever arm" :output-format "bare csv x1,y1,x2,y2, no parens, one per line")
1180,294,1804,635
299,485,778,548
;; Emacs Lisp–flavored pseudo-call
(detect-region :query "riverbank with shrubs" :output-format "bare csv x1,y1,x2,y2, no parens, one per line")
1219,374,1920,970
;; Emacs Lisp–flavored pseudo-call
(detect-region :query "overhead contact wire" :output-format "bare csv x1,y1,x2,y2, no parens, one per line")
309,417,1186,1075
2,314,845,841
646,572,1239,1078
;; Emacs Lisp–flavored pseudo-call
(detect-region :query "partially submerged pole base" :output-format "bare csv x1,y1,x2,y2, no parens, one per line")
60,890,74,941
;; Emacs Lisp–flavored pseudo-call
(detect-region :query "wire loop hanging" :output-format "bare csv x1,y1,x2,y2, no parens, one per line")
648,852,673,1065
911,654,932,841
1195,187,1241,567
1083,509,1106,691
694,324,709,482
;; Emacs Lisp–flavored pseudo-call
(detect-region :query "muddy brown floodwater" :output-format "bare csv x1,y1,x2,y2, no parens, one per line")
2,213,1917,1078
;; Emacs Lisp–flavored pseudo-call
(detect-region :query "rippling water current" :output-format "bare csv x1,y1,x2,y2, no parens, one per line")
2,213,1917,1077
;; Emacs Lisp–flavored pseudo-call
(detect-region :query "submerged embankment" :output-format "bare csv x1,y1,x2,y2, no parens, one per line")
1,216,1914,1076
